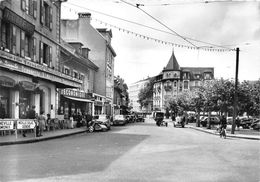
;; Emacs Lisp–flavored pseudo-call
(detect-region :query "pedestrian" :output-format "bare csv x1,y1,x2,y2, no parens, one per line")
171,113,175,122
46,114,51,131
235,116,240,130
37,111,46,137
0,103,6,119
86,113,92,132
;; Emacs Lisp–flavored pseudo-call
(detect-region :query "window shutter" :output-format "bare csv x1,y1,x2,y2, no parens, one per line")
40,0,44,25
39,41,43,64
33,0,37,19
12,26,16,54
21,0,26,11
29,0,33,16
46,45,50,66
32,37,37,61
49,46,52,67
49,7,53,30
20,31,25,57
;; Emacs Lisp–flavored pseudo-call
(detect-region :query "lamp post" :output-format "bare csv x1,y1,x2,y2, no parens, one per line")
231,47,239,134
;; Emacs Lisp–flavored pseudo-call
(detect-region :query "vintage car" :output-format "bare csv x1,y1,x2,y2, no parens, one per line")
96,114,111,130
200,116,220,127
113,115,127,125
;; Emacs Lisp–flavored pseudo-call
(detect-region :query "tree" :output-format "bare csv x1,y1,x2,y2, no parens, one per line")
239,80,260,117
138,77,155,110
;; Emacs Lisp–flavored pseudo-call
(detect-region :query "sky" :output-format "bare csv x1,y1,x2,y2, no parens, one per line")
61,0,260,85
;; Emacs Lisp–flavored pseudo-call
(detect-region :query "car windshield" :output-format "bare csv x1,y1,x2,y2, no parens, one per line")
115,115,124,119
98,115,107,120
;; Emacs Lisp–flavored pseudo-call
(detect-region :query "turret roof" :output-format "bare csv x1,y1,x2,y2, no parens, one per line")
163,50,180,71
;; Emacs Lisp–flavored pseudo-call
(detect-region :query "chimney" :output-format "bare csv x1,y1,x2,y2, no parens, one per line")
82,47,90,59
78,12,91,24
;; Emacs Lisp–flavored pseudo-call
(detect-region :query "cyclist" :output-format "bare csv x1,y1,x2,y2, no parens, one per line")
219,115,227,138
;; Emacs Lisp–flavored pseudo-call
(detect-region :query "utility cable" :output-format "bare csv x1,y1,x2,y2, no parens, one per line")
120,0,198,47
63,2,233,50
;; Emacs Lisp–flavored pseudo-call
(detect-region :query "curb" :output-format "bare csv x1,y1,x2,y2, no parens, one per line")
187,125,260,140
0,130,87,146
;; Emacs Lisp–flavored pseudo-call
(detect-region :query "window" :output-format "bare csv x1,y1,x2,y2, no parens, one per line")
24,35,29,57
204,73,212,80
64,67,70,75
21,0,37,18
183,81,189,90
183,72,189,80
73,71,78,79
40,0,52,30
40,41,52,67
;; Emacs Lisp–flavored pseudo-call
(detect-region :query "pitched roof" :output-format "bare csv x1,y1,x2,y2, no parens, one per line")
163,50,180,71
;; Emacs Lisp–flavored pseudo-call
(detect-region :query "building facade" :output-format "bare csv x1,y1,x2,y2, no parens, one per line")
129,78,152,113
58,40,98,119
0,0,81,119
113,76,129,115
61,13,116,116
153,51,214,112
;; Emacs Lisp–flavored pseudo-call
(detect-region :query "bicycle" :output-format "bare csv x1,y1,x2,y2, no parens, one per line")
219,127,226,139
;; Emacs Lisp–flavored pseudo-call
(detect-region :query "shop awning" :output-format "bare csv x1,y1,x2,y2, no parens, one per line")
64,96,93,103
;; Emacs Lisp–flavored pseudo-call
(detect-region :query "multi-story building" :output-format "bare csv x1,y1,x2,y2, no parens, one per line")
0,0,81,119
153,51,214,112
58,40,98,119
129,78,153,113
113,76,129,115
61,13,116,116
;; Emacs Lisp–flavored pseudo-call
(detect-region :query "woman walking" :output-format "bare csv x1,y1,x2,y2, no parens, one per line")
37,111,46,137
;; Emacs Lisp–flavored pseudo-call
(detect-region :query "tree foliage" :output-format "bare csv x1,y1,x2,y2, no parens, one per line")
138,77,155,108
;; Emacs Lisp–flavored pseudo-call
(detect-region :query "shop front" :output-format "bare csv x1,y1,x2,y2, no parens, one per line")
0,49,82,120
58,89,94,121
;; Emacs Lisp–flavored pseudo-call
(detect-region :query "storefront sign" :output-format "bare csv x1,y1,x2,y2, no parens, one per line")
60,89,95,100
17,119,36,129
20,81,35,91
0,76,15,87
0,120,15,130
0,53,82,88
3,8,35,35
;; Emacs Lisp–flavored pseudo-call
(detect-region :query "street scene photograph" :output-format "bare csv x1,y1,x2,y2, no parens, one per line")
0,0,259,181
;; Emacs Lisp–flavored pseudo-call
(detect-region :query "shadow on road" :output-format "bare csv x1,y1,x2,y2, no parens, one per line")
0,130,149,181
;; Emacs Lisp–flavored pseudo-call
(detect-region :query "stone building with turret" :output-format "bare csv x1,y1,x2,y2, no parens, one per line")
153,51,214,112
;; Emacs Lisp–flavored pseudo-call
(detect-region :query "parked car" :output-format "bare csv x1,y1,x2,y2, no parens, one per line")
135,114,145,122
125,115,135,123
200,116,220,127
227,117,233,125
113,115,127,125
240,117,253,129
94,114,111,130
250,119,260,130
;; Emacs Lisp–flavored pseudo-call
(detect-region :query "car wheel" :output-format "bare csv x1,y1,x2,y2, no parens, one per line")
89,126,94,132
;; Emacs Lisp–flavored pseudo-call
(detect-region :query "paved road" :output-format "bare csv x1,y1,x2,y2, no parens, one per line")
0,120,259,182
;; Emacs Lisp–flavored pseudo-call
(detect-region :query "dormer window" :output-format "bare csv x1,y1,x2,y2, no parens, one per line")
204,73,212,80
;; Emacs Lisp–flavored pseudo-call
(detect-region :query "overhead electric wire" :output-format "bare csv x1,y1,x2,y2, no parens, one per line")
120,0,198,47
64,1,234,50
124,0,258,6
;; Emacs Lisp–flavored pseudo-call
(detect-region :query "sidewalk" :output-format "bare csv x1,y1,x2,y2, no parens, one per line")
186,123,260,140
0,127,87,146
